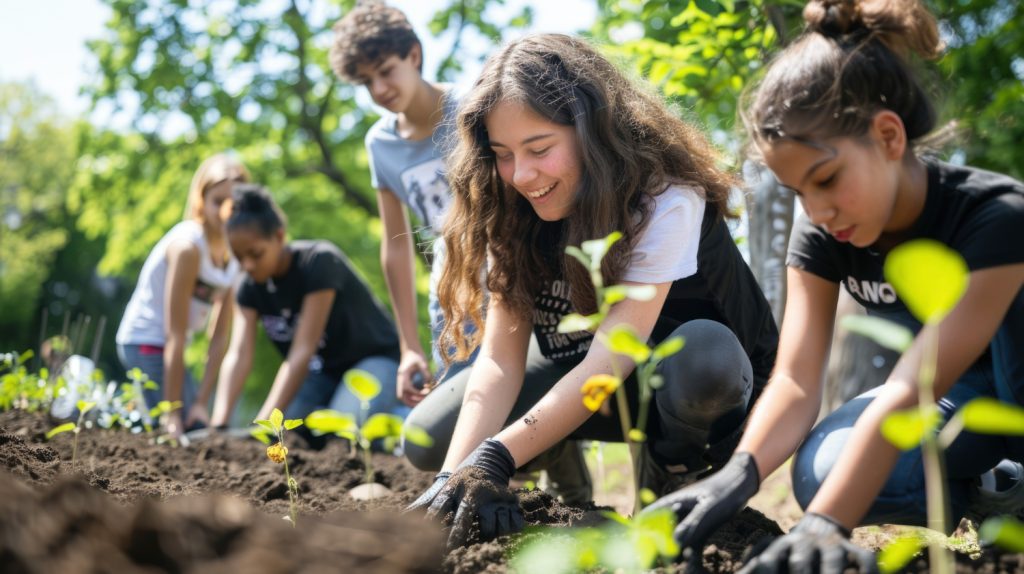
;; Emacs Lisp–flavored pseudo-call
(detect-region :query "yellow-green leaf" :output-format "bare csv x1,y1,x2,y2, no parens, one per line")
250,426,273,445
606,325,651,363
254,420,276,434
403,424,434,447
558,313,599,333
344,369,382,402
46,422,76,439
283,419,303,431
878,534,927,573
580,232,622,269
639,488,657,506
270,408,283,431
362,413,404,442
881,407,941,450
979,517,1024,552
841,315,913,353
652,336,685,361
304,409,357,436
884,240,969,324
961,398,1024,435
77,400,96,414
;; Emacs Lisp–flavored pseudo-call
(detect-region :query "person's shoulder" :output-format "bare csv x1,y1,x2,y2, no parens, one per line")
933,158,1024,198
651,183,707,215
365,115,397,147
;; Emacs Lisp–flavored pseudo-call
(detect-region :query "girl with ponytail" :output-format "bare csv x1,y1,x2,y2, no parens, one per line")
210,185,403,431
646,0,1024,570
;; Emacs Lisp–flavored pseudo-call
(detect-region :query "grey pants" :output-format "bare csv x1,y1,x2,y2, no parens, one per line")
403,319,755,472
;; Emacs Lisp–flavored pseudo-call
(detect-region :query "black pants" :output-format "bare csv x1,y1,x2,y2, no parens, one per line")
404,319,755,472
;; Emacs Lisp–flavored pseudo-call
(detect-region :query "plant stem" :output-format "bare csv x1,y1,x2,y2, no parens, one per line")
919,328,952,574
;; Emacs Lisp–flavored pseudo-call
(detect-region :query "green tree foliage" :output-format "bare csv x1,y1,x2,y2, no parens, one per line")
0,84,74,347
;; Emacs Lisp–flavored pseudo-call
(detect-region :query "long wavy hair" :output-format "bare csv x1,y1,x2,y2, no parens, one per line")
437,33,735,364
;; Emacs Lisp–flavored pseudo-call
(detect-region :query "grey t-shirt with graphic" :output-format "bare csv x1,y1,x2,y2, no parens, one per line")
365,91,458,239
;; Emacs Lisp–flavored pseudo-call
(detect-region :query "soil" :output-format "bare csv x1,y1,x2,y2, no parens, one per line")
0,408,1020,573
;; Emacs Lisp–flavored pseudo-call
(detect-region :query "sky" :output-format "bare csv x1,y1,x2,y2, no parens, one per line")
0,0,597,118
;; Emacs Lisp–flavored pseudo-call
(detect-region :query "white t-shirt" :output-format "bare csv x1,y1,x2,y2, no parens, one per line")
116,221,240,346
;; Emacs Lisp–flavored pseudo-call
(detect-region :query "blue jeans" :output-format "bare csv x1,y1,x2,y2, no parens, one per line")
117,343,198,416
793,289,1024,527
283,355,405,422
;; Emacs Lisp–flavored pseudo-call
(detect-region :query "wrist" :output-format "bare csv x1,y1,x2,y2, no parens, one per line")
727,451,762,497
460,438,517,485
801,512,853,538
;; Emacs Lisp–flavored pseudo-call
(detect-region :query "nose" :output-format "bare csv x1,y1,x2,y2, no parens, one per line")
512,157,537,188
802,196,836,226
370,76,388,99
242,258,258,275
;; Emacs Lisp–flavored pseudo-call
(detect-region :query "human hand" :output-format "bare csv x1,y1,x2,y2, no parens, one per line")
642,452,760,561
738,512,878,574
183,402,210,431
397,350,432,407
163,410,185,439
407,439,523,549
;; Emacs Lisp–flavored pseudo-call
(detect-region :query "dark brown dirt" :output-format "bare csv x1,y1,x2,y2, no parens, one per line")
1,409,1020,573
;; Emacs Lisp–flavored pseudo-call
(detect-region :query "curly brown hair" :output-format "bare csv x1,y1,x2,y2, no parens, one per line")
329,2,422,83
437,34,736,365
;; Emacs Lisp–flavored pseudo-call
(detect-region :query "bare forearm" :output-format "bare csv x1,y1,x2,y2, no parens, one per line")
441,357,524,471
210,351,250,427
737,373,822,480
258,350,312,419
383,241,424,354
197,335,228,405
163,338,188,404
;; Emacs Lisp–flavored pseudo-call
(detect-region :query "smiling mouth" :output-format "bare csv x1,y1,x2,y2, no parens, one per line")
832,227,855,241
526,183,555,199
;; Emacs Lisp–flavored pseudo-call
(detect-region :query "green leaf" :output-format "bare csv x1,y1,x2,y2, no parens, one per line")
283,419,303,431
639,488,657,506
878,534,927,573
580,232,622,269
635,506,680,559
143,381,159,390
254,420,276,434
840,315,914,352
270,408,283,431
46,422,76,439
979,516,1024,552
304,409,357,436
558,313,599,333
403,424,435,448
880,407,941,450
884,240,969,324
961,398,1024,435
250,426,272,445
565,245,591,270
606,325,652,363
652,336,685,361
77,400,96,414
18,350,35,364
344,369,382,402
362,413,404,442
628,429,647,442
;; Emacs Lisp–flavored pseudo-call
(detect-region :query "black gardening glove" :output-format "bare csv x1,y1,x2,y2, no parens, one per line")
406,471,453,512
642,451,761,561
412,439,524,550
738,512,878,574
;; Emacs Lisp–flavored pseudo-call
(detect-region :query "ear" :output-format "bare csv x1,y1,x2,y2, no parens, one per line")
274,227,286,244
870,110,907,161
408,43,422,69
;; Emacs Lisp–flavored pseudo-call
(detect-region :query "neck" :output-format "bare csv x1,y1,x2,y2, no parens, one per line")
884,155,928,233
273,243,293,278
203,222,229,266
400,80,444,130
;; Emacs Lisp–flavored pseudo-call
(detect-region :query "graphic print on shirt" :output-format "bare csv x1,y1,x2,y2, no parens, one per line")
192,278,218,305
533,279,594,362
401,158,450,235
260,309,327,373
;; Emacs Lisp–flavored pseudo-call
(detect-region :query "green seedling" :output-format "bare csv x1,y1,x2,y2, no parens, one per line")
148,399,183,444
843,240,1024,573
46,399,97,470
253,408,303,527
305,369,433,488
510,506,679,573
560,232,684,513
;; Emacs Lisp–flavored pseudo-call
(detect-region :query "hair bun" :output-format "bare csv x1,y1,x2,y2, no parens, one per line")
804,0,864,37
232,183,271,212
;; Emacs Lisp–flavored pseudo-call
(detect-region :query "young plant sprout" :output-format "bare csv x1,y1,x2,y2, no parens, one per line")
843,239,1024,573
148,399,183,444
253,407,303,527
46,399,97,471
304,369,433,496
558,232,685,513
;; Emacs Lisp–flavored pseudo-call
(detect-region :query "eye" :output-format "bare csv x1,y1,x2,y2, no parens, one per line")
530,147,551,157
492,150,513,162
816,170,838,188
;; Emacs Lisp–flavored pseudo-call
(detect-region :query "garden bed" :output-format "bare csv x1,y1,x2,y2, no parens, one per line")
1,409,1020,573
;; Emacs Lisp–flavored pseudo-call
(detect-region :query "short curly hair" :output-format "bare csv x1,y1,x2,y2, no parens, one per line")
329,2,422,83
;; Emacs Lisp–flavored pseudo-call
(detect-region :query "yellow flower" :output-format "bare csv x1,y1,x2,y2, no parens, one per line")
267,442,288,464
581,374,621,413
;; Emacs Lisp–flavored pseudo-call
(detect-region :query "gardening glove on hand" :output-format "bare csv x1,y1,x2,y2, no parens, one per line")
424,439,524,549
738,512,878,574
406,471,452,512
643,451,760,562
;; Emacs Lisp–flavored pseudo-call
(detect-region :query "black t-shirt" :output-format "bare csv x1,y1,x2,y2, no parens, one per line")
788,158,1024,336
236,240,400,378
532,186,779,388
